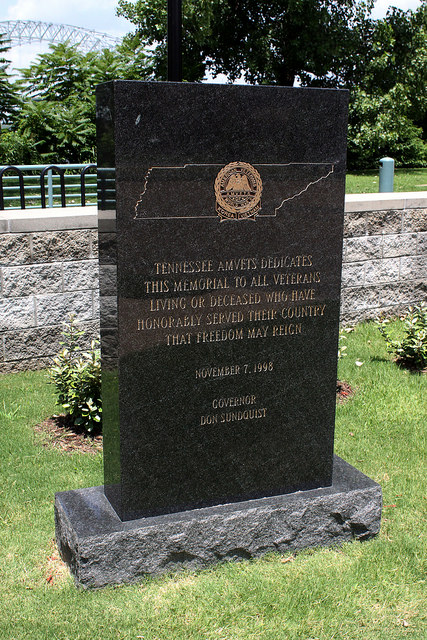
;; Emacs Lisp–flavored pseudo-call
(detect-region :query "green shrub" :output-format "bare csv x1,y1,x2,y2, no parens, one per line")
0,130,38,165
377,303,427,371
47,316,102,434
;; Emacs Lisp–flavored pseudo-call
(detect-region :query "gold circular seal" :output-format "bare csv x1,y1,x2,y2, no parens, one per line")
214,162,262,221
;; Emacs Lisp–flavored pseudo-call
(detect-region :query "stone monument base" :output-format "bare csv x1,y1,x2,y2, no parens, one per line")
55,456,381,589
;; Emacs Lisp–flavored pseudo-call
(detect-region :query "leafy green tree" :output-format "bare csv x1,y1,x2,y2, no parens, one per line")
348,86,427,169
0,33,19,125
117,0,374,86
10,44,97,163
15,100,95,163
208,0,375,87
17,41,151,101
17,42,91,102
347,3,427,168
0,131,38,164
8,41,150,163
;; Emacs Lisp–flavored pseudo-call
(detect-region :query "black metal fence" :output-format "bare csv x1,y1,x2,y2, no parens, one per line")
0,164,97,210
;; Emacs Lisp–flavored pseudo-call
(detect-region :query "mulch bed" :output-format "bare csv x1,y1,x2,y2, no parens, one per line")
336,380,355,403
34,414,102,454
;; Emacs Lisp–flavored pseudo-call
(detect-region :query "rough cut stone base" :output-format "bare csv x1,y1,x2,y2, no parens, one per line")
55,456,382,589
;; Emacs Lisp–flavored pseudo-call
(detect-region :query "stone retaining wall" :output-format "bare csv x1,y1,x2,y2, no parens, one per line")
1,195,426,372
341,193,426,324
0,208,99,373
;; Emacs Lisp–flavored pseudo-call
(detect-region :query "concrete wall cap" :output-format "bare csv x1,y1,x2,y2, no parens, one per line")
1,193,427,232
345,192,427,212
0,207,98,233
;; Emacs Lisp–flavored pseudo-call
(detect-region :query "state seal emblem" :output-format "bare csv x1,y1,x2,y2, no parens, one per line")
214,162,262,221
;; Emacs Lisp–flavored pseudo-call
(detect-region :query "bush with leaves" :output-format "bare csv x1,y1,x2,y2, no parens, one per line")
0,130,38,165
348,86,427,169
15,100,96,164
377,303,427,370
48,316,102,434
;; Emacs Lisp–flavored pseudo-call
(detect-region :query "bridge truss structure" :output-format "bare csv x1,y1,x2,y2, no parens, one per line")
0,20,122,53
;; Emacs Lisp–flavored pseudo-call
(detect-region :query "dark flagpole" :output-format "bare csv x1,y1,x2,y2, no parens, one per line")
167,0,182,81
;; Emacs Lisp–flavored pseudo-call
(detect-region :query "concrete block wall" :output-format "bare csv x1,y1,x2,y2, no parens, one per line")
341,194,426,324
0,208,100,373
0,195,426,372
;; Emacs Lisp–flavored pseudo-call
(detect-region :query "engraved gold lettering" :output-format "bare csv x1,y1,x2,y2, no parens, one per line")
209,293,261,307
260,255,313,269
154,260,213,275
250,275,268,287
145,280,169,293
212,395,256,409
248,308,277,321
217,258,258,271
205,311,244,325
190,295,206,309
195,365,241,379
166,333,191,346
219,408,267,423
137,315,203,330
173,277,229,292
139,253,323,347
200,414,218,425
149,297,186,312
272,323,303,336
196,328,244,343
291,289,315,301
281,305,326,319
272,272,320,286
247,326,268,339
265,291,288,303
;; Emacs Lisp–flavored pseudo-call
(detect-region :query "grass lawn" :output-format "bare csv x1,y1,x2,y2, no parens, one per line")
0,321,425,640
346,168,427,194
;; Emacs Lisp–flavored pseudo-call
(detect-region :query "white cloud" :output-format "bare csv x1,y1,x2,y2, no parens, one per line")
4,0,129,36
372,0,422,18
2,0,130,72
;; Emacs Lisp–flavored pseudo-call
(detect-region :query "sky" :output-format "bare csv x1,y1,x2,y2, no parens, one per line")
1,0,423,75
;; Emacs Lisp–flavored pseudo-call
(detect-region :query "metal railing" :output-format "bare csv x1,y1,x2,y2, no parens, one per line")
0,164,97,210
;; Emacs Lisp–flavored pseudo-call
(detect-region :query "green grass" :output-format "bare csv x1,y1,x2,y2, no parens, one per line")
0,321,426,640
346,168,427,194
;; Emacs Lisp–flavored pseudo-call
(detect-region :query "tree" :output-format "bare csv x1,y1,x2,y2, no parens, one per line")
0,33,19,125
9,43,98,163
117,0,216,81
347,3,427,168
17,41,150,102
15,100,96,163
116,0,374,86
4,41,151,164
348,87,427,169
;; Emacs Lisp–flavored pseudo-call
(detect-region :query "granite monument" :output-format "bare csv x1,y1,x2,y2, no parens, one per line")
55,81,382,588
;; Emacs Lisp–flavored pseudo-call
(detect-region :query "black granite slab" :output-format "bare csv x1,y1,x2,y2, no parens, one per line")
96,81,349,521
